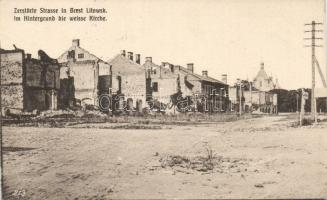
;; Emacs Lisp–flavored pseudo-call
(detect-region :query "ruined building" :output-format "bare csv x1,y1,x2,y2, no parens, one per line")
144,58,229,112
174,64,229,112
57,39,111,108
143,57,179,106
107,50,146,112
1,48,60,114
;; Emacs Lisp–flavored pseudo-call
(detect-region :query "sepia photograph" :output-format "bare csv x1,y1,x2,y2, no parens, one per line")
0,0,327,199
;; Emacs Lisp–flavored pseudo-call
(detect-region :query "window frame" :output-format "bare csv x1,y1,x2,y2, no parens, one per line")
78,53,84,59
152,82,158,92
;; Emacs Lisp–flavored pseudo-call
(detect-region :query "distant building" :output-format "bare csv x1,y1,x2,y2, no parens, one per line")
174,64,229,112
57,39,111,108
253,62,280,91
228,84,244,112
229,79,278,114
274,78,281,90
243,90,278,113
144,60,229,112
1,48,60,114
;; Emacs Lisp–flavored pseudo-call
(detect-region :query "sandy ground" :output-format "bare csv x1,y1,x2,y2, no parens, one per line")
2,114,327,199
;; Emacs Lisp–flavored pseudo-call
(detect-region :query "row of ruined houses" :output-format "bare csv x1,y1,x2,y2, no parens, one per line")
0,39,278,115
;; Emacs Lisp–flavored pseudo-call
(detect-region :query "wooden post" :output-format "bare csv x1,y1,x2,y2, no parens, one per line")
239,82,242,116
300,90,304,126
136,99,143,114
249,82,252,112
300,89,309,126
51,90,55,111
127,98,133,115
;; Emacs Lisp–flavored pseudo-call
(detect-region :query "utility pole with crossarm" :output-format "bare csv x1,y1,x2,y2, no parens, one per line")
304,21,324,122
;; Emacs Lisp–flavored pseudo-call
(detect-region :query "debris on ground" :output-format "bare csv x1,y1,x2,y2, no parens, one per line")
158,154,249,173
254,184,264,188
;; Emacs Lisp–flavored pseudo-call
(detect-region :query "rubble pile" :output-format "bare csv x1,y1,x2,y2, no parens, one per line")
159,154,249,173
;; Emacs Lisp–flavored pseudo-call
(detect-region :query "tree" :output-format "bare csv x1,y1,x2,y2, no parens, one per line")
270,88,327,113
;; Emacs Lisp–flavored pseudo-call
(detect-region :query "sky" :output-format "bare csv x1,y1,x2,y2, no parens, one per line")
0,0,326,89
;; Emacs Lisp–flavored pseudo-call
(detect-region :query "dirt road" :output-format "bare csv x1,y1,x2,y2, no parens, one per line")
2,115,327,199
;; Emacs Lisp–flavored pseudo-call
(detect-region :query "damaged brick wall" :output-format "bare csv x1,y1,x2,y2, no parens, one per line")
59,77,75,108
61,60,99,106
25,59,43,87
173,67,201,96
0,50,24,111
24,56,60,112
98,75,111,93
1,85,24,111
23,88,47,111
152,78,177,104
143,61,179,104
99,61,110,76
109,54,146,108
45,63,60,89
58,39,111,107
120,73,146,106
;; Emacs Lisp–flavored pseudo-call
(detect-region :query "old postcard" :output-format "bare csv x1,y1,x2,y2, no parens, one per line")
1,0,327,199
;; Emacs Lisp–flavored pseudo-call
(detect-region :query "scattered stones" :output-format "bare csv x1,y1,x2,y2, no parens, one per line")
182,181,188,185
263,181,277,185
254,184,264,188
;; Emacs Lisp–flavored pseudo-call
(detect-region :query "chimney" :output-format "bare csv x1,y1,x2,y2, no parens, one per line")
72,39,80,47
145,57,152,63
26,53,31,59
187,63,194,73
135,54,140,64
260,62,264,69
121,50,126,57
127,52,133,61
221,74,227,84
202,70,208,77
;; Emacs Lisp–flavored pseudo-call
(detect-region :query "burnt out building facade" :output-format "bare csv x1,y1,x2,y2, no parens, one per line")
57,39,111,108
107,50,146,112
143,57,179,107
1,48,60,114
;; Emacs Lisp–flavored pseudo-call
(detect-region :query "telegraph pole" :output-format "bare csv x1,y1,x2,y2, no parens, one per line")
304,21,323,122
249,81,253,112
